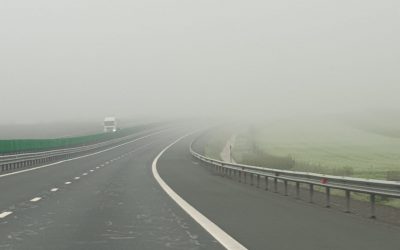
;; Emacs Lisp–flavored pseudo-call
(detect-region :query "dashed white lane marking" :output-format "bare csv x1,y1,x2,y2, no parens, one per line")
105,162,109,165
0,211,13,219
74,177,80,180
30,197,42,202
152,133,247,250
96,167,100,169
51,188,58,192
0,129,169,179
82,173,88,176
65,181,71,185
90,170,94,172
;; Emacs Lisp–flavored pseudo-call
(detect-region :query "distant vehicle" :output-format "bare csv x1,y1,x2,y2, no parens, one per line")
104,117,117,133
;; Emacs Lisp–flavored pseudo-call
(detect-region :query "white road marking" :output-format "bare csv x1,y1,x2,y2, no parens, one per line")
90,170,94,172
51,188,58,192
65,181,71,185
82,173,88,176
30,197,42,202
0,129,169,179
74,177,80,180
96,166,100,169
152,133,247,250
0,211,13,219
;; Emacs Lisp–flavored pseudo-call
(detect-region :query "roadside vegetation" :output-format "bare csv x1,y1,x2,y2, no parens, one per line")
231,117,400,181
201,115,400,208
203,127,235,160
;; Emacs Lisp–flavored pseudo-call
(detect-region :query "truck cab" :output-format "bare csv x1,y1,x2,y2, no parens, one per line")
104,117,117,133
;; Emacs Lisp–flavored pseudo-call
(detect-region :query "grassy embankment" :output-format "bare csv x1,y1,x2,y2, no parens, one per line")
203,128,234,160
203,116,400,207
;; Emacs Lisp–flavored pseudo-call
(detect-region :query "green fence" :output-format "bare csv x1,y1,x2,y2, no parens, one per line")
0,123,159,154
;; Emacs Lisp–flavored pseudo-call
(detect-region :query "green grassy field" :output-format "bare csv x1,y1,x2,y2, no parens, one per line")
201,115,400,207
231,117,400,180
203,127,234,160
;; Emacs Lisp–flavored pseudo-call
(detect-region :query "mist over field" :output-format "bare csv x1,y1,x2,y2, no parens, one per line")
1,0,399,125
2,0,400,241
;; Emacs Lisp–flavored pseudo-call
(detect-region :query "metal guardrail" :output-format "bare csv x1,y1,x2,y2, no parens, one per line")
0,129,158,173
190,139,400,219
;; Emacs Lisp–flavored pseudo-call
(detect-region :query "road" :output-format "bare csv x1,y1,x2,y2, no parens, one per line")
0,128,399,249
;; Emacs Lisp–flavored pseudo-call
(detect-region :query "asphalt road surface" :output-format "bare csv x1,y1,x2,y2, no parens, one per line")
157,134,400,250
1,128,399,250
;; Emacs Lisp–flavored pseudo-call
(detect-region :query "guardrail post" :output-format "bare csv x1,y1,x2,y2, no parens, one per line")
370,194,376,219
257,175,260,188
326,187,330,208
296,182,300,199
274,178,278,193
244,172,247,184
250,173,254,186
265,176,269,190
284,180,288,196
238,171,242,183
309,184,314,203
345,190,351,213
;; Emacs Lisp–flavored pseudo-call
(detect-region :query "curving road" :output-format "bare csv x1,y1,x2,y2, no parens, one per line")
0,128,399,249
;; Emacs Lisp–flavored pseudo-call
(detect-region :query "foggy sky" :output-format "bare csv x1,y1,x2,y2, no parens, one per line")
1,0,399,123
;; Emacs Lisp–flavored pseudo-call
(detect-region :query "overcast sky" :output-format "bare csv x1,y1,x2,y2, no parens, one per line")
1,0,399,123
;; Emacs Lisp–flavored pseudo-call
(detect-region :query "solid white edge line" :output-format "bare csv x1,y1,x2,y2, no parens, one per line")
152,133,247,250
0,129,169,179
0,211,13,219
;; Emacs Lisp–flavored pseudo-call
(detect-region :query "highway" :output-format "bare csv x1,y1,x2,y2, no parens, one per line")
0,128,400,249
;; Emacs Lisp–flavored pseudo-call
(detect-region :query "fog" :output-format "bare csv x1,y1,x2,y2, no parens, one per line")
1,0,399,124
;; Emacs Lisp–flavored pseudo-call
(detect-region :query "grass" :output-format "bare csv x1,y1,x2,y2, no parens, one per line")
203,127,234,160
231,117,400,180
200,116,400,208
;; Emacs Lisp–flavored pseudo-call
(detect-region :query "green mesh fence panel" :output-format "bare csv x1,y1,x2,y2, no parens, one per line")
0,123,159,154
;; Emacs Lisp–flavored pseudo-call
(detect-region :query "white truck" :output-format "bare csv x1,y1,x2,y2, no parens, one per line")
103,117,117,133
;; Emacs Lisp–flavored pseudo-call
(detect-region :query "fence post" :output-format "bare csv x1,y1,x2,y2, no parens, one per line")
345,190,351,213
309,184,314,203
326,187,330,208
370,194,376,219
284,180,288,196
